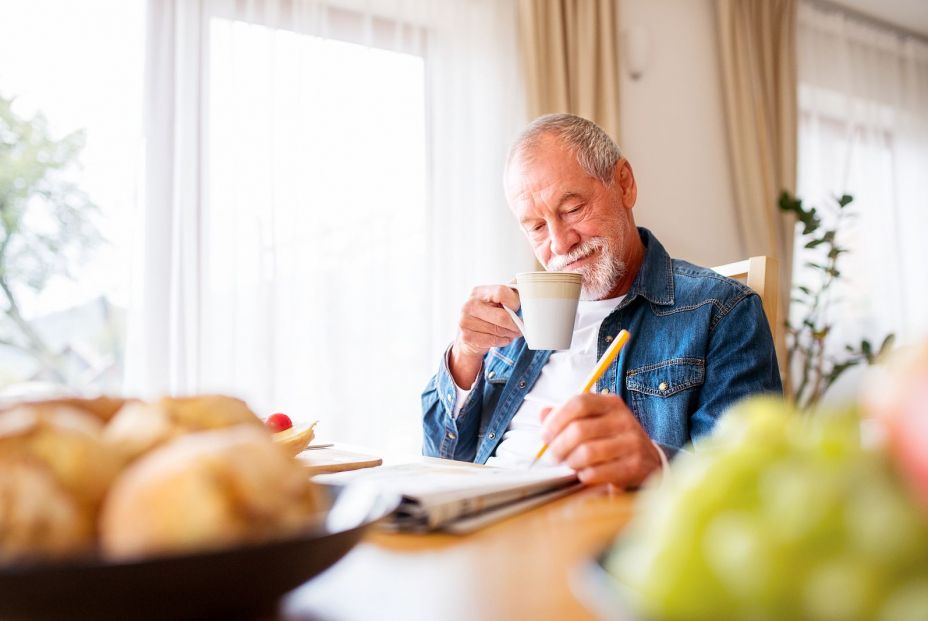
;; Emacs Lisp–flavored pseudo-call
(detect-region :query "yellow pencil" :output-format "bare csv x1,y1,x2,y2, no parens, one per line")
530,329,631,467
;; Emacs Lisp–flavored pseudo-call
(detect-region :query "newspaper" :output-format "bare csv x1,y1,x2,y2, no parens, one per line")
319,461,580,532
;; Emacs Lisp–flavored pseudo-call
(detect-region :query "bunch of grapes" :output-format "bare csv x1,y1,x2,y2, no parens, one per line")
607,397,928,621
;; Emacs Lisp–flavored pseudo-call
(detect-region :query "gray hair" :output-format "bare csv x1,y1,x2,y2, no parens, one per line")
506,113,623,186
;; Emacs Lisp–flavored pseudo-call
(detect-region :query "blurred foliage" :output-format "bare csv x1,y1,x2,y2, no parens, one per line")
0,92,103,385
778,191,894,410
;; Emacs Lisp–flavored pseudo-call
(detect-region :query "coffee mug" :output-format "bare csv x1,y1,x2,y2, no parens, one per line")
501,271,582,350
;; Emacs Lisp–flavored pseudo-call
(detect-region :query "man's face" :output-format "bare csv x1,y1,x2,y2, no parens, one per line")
505,136,633,300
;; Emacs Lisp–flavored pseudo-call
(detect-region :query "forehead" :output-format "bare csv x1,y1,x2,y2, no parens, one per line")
505,136,598,211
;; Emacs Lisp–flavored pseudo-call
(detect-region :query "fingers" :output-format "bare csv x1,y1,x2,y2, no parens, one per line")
545,413,624,463
456,331,513,353
538,393,662,489
577,458,638,487
540,393,632,445
471,284,521,312
575,443,660,488
539,406,553,423
462,301,520,338
454,285,524,359
564,435,634,471
456,312,519,357
467,285,522,335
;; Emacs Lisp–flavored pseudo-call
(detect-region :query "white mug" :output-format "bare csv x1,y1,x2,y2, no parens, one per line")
501,271,582,350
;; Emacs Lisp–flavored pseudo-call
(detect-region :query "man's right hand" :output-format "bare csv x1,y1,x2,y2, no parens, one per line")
449,285,522,389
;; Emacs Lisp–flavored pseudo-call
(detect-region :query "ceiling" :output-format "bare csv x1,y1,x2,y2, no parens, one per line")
828,0,928,38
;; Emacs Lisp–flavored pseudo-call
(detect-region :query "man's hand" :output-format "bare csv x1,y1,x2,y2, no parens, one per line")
540,393,662,488
449,285,522,389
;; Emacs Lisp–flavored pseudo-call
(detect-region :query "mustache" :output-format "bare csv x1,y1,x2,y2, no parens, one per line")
545,238,606,272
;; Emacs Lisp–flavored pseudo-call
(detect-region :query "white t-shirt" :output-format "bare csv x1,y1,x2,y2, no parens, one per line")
454,295,625,468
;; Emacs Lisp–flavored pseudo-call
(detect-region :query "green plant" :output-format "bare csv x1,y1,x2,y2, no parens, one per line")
778,191,894,410
0,92,103,385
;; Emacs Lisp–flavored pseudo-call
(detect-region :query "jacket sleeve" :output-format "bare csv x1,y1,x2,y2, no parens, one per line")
690,293,783,440
421,345,487,462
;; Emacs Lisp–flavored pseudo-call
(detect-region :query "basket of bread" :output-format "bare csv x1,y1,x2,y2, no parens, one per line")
0,395,393,620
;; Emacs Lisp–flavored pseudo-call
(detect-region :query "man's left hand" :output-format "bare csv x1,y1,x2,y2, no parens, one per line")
540,393,662,488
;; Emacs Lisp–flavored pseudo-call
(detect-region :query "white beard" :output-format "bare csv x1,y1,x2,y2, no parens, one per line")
544,237,626,300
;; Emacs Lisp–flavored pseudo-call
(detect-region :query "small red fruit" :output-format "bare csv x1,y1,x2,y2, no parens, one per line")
266,412,293,433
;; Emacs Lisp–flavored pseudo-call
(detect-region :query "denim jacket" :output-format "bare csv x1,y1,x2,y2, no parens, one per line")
421,228,782,464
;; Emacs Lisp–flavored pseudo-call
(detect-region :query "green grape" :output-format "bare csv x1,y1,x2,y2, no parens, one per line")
845,458,925,568
708,396,793,450
803,557,881,621
621,538,729,621
758,457,832,544
878,578,928,621
789,407,861,459
606,396,928,621
703,511,777,601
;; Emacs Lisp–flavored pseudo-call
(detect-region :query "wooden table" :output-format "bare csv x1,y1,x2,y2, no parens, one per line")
279,454,637,621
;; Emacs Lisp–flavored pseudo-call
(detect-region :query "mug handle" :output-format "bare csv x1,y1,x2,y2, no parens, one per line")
500,283,525,335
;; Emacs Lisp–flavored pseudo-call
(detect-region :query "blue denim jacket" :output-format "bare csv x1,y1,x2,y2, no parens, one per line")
421,228,782,463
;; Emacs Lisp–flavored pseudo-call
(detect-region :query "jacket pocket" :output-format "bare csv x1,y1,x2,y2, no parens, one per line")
625,357,705,397
625,358,705,449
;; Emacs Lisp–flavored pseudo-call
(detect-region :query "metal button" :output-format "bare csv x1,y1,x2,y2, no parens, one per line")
518,380,527,389
488,371,496,379
605,335,613,342
488,432,496,440
658,382,668,391
447,432,456,440
601,387,610,394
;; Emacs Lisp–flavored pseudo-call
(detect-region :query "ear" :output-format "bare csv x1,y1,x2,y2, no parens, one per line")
613,159,637,210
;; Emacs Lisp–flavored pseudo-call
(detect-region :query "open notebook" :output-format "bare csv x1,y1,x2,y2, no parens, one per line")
318,461,581,533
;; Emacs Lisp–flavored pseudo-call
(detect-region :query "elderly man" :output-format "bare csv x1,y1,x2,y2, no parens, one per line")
421,113,781,488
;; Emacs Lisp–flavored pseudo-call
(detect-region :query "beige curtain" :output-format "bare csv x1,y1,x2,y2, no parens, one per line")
516,0,621,141
716,0,797,379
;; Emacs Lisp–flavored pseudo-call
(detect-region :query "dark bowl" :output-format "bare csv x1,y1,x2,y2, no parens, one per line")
0,483,397,621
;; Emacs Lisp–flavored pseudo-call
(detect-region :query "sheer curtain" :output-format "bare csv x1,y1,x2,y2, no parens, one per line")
795,0,928,400
127,0,531,452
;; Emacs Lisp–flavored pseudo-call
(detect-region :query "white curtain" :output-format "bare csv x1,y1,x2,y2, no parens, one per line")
127,0,531,452
795,1,928,400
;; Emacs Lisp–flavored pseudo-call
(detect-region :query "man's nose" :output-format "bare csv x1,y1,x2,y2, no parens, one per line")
549,221,580,256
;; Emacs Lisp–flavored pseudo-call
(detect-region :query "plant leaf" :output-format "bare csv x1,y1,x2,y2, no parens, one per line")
877,334,896,358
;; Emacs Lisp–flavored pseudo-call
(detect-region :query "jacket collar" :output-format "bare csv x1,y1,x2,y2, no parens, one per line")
622,227,674,307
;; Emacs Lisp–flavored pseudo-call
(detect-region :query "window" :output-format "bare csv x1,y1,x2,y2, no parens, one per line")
203,14,428,450
795,2,928,402
0,0,144,398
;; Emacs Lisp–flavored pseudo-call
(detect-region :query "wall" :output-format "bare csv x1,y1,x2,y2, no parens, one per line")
618,0,743,268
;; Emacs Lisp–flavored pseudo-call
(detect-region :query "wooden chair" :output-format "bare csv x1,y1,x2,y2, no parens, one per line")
712,256,779,340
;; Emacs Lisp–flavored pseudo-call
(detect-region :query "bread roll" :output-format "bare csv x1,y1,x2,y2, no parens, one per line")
100,426,323,560
0,462,92,562
0,405,121,561
0,396,131,423
103,395,266,462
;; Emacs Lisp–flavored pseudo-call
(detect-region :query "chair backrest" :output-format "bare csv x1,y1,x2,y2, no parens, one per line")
712,256,779,339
